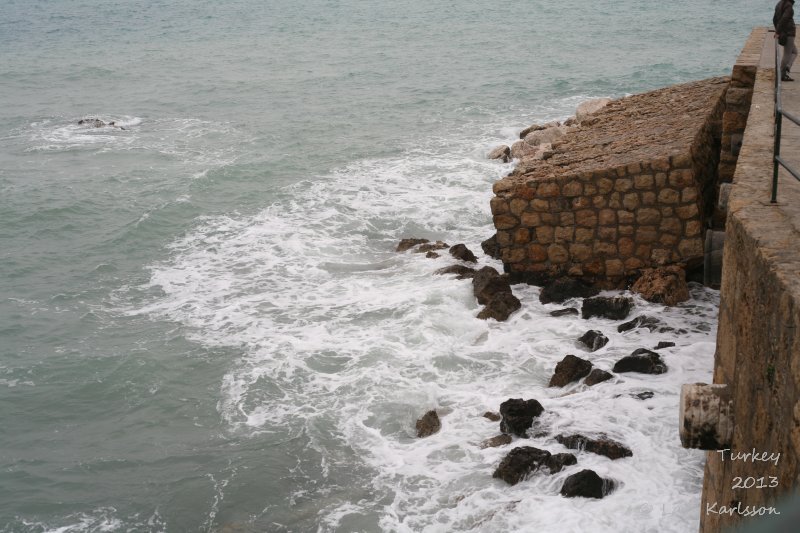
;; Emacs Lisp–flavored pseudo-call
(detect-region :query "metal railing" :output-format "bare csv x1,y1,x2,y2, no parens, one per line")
773,37,800,203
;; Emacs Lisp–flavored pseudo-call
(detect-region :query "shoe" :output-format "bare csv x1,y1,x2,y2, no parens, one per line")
783,73,795,81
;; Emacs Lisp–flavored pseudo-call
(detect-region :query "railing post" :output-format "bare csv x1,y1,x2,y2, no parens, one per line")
773,111,782,204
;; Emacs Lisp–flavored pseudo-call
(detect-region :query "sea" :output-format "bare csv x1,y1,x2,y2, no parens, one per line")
0,1,775,531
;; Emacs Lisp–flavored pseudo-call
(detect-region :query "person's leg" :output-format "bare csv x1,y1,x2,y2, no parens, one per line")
789,37,798,72
781,40,792,74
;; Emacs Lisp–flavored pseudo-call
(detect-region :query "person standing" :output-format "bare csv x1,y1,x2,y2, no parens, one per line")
775,0,797,81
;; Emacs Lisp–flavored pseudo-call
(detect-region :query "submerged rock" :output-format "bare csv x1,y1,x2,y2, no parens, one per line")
617,315,663,333
499,398,544,437
581,296,633,320
560,469,616,499
631,265,690,306
449,243,477,263
488,145,511,162
578,330,609,352
539,277,599,304
480,434,513,449
483,411,502,422
633,391,655,400
613,348,667,374
416,410,441,438
654,341,676,350
492,446,553,485
397,238,429,252
549,354,593,387
555,433,633,460
472,266,510,305
434,264,476,279
477,291,521,321
416,241,449,253
584,368,613,386
546,452,578,473
550,307,579,317
425,251,439,259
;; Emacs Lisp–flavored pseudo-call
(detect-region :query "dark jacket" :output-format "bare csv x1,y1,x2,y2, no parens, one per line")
775,0,796,37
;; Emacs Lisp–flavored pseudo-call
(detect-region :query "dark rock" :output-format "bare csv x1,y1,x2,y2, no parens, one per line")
550,307,579,317
397,238,429,252
560,469,616,499
584,368,613,386
449,243,477,263
425,251,439,259
546,453,578,474
78,118,106,127
481,234,502,260
633,391,655,400
492,446,552,485
617,315,661,333
499,398,544,437
477,291,521,321
487,145,511,162
631,265,690,306
613,348,667,375
539,277,600,304
480,434,513,449
581,296,633,320
472,266,510,305
435,265,476,279
415,410,441,438
654,341,675,350
483,411,501,422
555,433,633,460
549,354,593,387
416,241,449,253
578,330,609,352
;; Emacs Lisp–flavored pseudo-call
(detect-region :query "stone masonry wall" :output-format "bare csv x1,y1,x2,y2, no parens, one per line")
700,33,800,533
491,77,729,287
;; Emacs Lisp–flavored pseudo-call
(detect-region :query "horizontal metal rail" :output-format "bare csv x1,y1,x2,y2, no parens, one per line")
773,35,800,203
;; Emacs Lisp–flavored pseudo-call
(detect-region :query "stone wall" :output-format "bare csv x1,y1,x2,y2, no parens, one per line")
491,77,729,287
700,32,800,533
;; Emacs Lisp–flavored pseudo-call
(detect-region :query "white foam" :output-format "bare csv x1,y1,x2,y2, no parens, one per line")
130,100,716,531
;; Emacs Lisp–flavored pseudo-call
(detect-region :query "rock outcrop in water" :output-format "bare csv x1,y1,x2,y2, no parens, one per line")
539,277,600,304
555,433,633,460
577,329,609,351
549,354,593,387
581,296,633,320
493,446,577,485
560,469,616,499
472,267,520,321
499,398,544,437
630,265,690,306
613,348,667,374
416,410,441,438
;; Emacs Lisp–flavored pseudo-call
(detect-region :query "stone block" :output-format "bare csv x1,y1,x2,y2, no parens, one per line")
514,227,530,244
599,209,616,225
594,241,617,255
598,227,617,241
670,152,693,168
576,210,597,227
684,220,702,237
497,230,512,247
642,191,656,205
569,243,592,262
494,214,519,230
560,212,575,225
548,244,569,263
555,226,575,242
634,174,654,189
592,196,607,208
531,199,549,211
605,259,624,277
614,178,633,192
562,181,583,197
636,227,658,244
535,226,555,244
618,210,635,224
655,172,668,187
619,225,634,236
521,212,541,226
676,203,699,219
619,237,635,257
502,247,526,263
537,182,560,197
677,237,703,258
575,228,595,243
510,198,528,216
650,248,671,265
635,244,652,259
681,187,698,203
597,178,614,194
571,196,592,209
657,188,680,204
624,257,645,270
636,208,661,225
623,193,640,210
490,197,509,215
528,244,548,262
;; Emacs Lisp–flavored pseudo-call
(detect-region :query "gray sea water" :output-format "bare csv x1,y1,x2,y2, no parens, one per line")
0,1,774,532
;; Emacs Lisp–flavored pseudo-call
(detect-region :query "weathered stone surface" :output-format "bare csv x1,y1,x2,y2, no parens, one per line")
477,291,521,321
510,140,538,159
581,296,633,320
472,266,509,305
499,398,544,436
560,469,616,499
575,98,612,121
550,307,579,317
584,368,613,386
549,354,593,387
492,446,552,485
488,145,511,162
397,238,429,252
631,265,690,306
578,330,609,352
416,410,441,438
613,348,667,374
449,243,477,263
555,433,633,460
434,265,476,279
524,125,566,146
481,234,501,259
481,434,513,449
539,277,600,304
519,121,559,139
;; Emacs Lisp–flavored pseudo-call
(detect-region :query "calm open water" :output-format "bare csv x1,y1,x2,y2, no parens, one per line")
0,1,775,531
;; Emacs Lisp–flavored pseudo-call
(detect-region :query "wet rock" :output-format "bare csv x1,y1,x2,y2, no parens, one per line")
575,98,612,121
519,120,559,139
630,265,690,306
416,241,449,253
555,433,633,460
78,118,106,127
472,266,510,305
477,291,521,321
550,307,579,317
492,446,553,485
581,296,633,320
481,234,501,260
584,368,613,386
397,238,429,252
617,315,662,333
578,330,609,352
524,125,567,147
549,354,593,387
425,252,440,259
560,469,616,499
633,391,655,400
546,452,578,473
613,348,667,374
510,140,538,159
499,398,544,437
483,411,501,422
488,145,511,162
434,265,476,279
481,434,513,449
539,277,600,304
449,243,477,263
654,341,676,350
415,410,441,438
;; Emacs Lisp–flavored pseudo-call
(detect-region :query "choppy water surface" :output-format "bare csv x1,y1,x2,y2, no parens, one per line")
0,1,774,531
